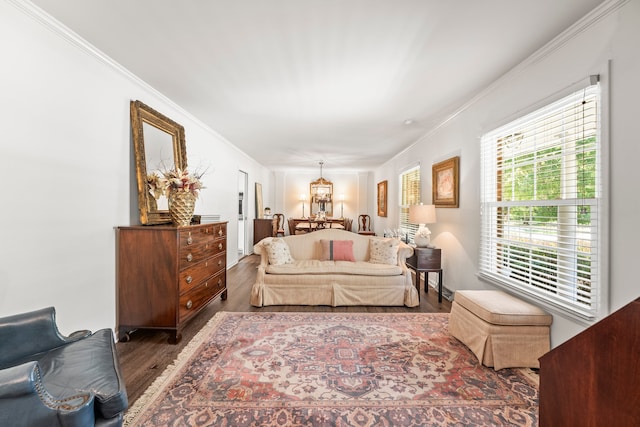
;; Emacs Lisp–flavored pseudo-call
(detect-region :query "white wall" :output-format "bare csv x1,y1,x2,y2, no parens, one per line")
0,1,270,334
375,0,640,346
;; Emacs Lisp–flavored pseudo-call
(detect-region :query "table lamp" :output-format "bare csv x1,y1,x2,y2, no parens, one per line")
409,204,436,247
300,194,306,217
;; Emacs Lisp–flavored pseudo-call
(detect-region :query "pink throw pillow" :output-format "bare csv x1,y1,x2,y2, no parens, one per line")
320,239,355,262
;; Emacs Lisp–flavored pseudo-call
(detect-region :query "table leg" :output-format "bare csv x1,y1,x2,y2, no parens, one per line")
438,270,443,303
423,272,429,294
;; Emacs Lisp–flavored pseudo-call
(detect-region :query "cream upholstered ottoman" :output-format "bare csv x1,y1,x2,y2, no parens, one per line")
449,290,552,370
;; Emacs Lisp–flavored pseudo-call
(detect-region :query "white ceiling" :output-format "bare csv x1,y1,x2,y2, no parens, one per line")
31,0,604,172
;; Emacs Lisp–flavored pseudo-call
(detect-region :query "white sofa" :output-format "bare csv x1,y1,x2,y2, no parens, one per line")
251,228,419,307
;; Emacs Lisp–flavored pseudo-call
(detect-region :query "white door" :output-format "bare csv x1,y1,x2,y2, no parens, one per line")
238,170,249,257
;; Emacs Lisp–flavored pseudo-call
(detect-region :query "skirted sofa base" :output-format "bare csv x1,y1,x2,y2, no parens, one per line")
251,229,419,307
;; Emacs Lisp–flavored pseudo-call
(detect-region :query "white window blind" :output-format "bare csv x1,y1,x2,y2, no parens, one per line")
399,166,421,238
479,83,601,319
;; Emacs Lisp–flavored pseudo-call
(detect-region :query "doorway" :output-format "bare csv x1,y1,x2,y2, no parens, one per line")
238,170,249,258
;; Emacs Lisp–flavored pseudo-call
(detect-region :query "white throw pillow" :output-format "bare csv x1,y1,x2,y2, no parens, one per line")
263,238,294,265
369,238,400,265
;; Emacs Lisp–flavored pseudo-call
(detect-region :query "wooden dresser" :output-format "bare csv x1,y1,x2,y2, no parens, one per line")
116,222,227,343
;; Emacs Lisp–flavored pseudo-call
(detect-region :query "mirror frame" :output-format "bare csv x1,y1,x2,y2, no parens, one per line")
130,100,187,225
310,177,333,217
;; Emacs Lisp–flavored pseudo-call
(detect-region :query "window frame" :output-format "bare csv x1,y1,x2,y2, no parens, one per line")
398,165,421,240
479,79,608,321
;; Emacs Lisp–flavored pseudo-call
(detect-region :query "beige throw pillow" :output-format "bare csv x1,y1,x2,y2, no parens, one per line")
263,238,294,265
369,238,400,265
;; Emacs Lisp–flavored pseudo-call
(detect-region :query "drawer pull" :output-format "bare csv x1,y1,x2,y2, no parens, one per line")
217,279,222,286
187,236,193,245
218,243,223,250
205,282,208,287
186,253,193,262
218,260,223,267
218,229,223,236
186,300,193,310
186,276,192,284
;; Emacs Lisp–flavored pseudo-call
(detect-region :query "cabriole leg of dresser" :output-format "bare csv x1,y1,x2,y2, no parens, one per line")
117,326,131,342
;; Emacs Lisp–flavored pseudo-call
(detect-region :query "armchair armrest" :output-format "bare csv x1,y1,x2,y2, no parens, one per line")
0,307,90,368
0,361,38,398
0,362,95,426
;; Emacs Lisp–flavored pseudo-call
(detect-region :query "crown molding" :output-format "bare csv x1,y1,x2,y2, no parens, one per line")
400,0,629,156
6,0,255,162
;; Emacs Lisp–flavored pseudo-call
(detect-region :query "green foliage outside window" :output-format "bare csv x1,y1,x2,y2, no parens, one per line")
500,137,596,225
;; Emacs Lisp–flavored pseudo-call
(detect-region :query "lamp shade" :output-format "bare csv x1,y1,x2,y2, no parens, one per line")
409,204,436,224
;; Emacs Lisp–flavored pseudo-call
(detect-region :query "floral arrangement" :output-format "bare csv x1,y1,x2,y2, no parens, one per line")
147,168,205,199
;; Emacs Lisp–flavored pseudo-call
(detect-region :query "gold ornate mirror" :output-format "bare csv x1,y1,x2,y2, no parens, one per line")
310,162,333,217
310,177,333,217
130,100,187,225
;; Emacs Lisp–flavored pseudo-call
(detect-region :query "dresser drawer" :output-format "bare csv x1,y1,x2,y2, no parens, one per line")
179,225,215,247
178,272,226,322
180,223,225,244
179,252,226,294
207,269,226,295
211,223,227,241
179,240,226,268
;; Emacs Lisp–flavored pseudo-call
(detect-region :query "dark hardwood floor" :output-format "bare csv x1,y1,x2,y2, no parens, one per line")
116,254,452,405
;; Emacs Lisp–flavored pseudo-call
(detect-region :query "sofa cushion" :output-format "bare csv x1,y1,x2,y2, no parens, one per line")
369,238,401,265
319,239,355,261
454,290,553,326
265,260,402,276
263,238,294,265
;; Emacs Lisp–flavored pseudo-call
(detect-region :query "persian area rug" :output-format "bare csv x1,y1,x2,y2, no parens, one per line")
124,312,539,426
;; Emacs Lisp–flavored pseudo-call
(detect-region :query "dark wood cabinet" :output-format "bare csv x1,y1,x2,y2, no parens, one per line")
539,297,640,425
116,222,227,343
253,218,273,244
406,247,443,302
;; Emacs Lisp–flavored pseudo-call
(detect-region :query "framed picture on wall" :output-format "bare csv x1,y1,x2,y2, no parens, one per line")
377,180,388,217
255,182,263,218
432,156,459,208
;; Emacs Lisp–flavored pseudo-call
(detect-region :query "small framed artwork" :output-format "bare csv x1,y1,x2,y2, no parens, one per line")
377,180,388,217
432,156,459,208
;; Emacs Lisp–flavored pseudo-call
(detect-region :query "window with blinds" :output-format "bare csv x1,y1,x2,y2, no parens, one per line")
399,166,421,239
479,82,601,319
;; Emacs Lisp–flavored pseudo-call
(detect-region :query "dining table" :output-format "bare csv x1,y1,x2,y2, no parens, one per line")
292,217,349,233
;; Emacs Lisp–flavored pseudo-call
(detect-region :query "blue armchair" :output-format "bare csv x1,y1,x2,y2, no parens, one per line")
0,307,128,426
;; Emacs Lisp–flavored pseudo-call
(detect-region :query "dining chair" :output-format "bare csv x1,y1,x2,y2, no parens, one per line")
344,218,353,232
272,213,285,237
358,214,375,236
287,218,297,235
